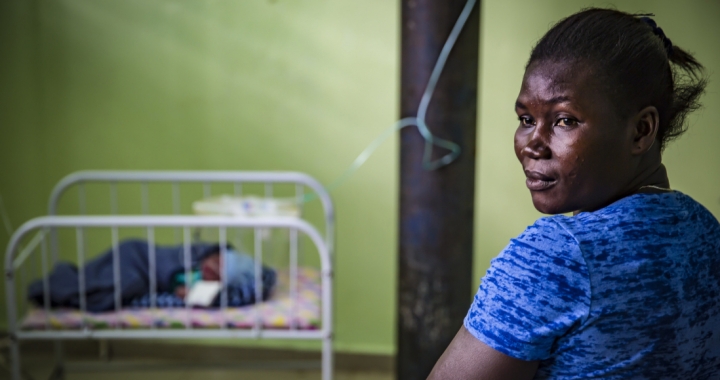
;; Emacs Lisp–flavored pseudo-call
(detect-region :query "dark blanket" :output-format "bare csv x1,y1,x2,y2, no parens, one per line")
28,240,218,312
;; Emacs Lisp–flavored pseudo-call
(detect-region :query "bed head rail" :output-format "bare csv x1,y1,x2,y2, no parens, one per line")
48,170,334,255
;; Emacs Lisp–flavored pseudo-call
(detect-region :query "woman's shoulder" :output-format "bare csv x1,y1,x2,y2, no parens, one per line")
570,191,718,230
554,191,720,261
505,215,584,267
508,191,719,266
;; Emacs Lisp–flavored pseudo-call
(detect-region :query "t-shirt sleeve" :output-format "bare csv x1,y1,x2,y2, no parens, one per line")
464,217,591,361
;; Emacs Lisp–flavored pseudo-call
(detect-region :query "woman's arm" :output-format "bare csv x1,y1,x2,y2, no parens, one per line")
428,326,539,380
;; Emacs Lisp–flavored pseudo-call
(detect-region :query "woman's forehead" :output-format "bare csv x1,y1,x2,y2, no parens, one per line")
517,61,604,108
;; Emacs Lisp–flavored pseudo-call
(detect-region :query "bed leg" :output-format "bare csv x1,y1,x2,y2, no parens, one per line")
50,340,64,379
98,339,111,362
48,366,63,380
9,335,21,380
322,336,333,380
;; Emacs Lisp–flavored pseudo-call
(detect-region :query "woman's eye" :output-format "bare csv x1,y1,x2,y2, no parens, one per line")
518,116,534,127
556,118,578,127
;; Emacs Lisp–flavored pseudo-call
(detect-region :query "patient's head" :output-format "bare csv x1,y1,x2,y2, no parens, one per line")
199,249,255,284
200,253,221,281
514,8,706,215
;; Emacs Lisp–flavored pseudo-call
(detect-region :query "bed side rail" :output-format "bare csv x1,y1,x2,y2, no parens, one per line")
5,215,332,342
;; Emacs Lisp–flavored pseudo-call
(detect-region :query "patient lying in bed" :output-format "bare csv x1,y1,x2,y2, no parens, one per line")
28,240,275,312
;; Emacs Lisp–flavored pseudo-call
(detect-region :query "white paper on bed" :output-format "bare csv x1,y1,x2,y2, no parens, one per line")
185,281,222,307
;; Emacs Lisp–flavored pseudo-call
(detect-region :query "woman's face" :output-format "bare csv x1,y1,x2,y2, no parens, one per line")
514,60,637,214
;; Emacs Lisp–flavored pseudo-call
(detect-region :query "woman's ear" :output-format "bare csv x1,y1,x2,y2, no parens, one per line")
631,106,660,155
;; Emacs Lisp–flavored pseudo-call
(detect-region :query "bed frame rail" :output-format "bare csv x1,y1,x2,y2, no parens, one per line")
6,170,335,380
5,215,333,380
48,170,334,253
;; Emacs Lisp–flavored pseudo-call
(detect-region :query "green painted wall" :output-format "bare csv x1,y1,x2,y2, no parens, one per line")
1,0,718,355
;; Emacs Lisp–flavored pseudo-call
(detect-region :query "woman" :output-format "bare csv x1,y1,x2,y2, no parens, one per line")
430,8,718,380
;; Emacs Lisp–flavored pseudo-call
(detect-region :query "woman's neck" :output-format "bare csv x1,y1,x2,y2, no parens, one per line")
630,163,671,193
572,163,671,216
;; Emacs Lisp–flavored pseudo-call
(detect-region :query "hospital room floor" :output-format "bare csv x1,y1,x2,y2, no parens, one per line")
6,360,392,380
14,367,392,380
0,341,393,380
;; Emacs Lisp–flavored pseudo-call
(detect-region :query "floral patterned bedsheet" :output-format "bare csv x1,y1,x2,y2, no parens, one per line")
21,267,321,330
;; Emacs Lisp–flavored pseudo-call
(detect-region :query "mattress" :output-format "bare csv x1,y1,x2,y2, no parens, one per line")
21,267,321,330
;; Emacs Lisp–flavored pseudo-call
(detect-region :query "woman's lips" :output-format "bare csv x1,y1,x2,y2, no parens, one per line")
524,170,557,191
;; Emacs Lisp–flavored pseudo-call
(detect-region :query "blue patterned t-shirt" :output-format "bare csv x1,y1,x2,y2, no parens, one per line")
465,192,720,379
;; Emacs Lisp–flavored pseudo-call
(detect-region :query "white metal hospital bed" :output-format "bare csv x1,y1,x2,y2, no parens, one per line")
4,171,335,380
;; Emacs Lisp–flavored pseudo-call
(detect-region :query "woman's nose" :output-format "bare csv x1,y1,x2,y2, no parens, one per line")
521,127,551,159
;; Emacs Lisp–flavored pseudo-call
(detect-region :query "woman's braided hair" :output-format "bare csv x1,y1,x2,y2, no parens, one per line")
528,8,708,150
